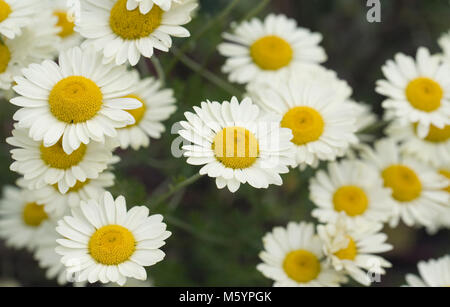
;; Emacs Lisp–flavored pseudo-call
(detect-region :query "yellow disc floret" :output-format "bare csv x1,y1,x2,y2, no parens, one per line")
439,169,450,193
423,125,450,143
250,35,293,70
54,10,75,38
49,76,103,123
0,0,12,23
334,236,358,260
283,250,321,283
212,126,259,169
333,185,369,217
22,202,48,227
124,94,146,127
281,106,325,146
0,42,11,73
40,140,87,170
109,0,163,40
382,165,422,202
89,225,136,265
405,77,443,112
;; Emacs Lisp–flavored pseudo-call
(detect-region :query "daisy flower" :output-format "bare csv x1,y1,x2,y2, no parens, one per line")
49,0,84,51
386,120,450,168
7,126,116,194
405,255,450,287
0,186,54,251
257,222,346,287
18,172,115,217
309,160,393,225
177,97,295,193
55,191,172,286
126,0,184,13
248,70,358,168
11,46,142,154
376,47,450,138
0,0,40,39
77,0,197,66
117,70,176,150
317,215,392,286
218,14,326,85
360,138,449,228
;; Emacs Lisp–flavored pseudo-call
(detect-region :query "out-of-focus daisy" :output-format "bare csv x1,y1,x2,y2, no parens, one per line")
0,186,54,251
218,14,326,85
56,192,171,286
309,160,393,225
126,0,183,13
386,120,450,168
178,97,295,193
77,0,197,66
50,0,83,51
405,255,450,287
8,127,116,194
257,222,346,287
376,47,450,138
18,172,115,217
361,138,449,228
248,71,358,168
117,70,176,150
11,46,141,154
0,0,40,39
317,215,392,286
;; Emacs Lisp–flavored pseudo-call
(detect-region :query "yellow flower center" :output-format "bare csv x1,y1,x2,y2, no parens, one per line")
333,185,369,217
49,76,103,123
124,94,146,127
283,250,321,283
54,10,75,38
334,236,358,260
89,225,136,265
439,170,450,193
212,126,259,169
0,0,12,23
281,106,324,146
109,0,163,40
417,124,450,143
22,202,48,227
405,77,443,112
0,42,10,73
382,165,422,202
40,140,87,169
250,35,293,70
53,179,90,193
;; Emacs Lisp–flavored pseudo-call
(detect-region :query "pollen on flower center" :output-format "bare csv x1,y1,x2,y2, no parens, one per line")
49,76,103,123
40,140,87,169
109,0,163,40
22,202,48,227
0,42,11,73
382,165,422,202
281,106,325,146
0,0,12,23
54,10,75,38
212,126,260,169
283,249,321,283
439,170,450,193
333,185,369,217
89,225,136,265
334,236,358,260
405,77,443,112
123,94,146,127
250,35,293,70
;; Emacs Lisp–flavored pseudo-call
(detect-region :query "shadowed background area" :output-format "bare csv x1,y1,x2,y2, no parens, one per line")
0,0,449,287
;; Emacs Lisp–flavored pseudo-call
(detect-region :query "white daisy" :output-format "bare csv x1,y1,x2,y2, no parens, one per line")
386,120,450,168
126,0,183,13
0,0,40,39
309,160,393,225
405,255,450,287
55,191,172,286
11,46,142,154
0,186,55,251
117,70,176,150
77,0,197,66
257,221,346,287
317,215,392,286
7,126,116,194
18,172,115,217
178,97,295,193
248,70,358,168
49,0,84,51
218,14,327,85
376,47,450,138
360,138,449,228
